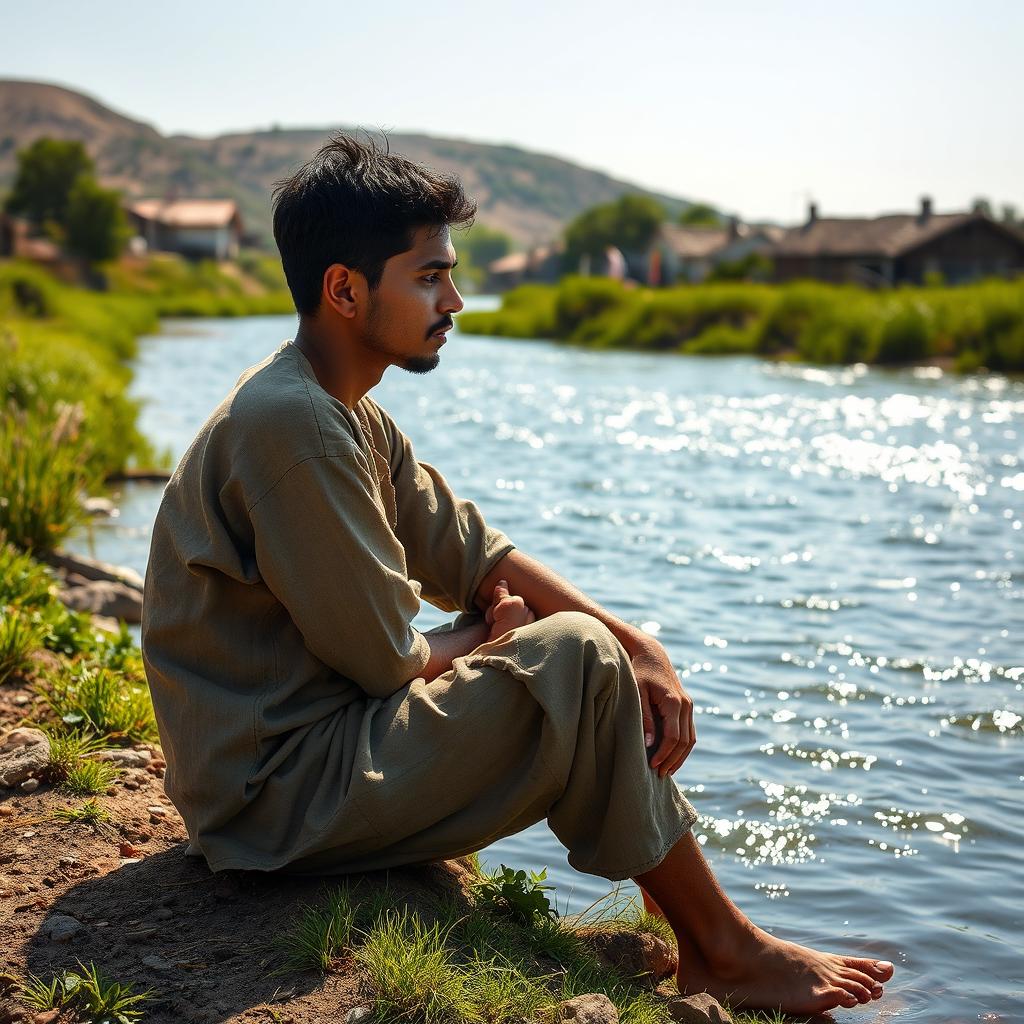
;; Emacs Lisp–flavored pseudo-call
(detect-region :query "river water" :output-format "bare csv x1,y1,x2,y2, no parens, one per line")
76,304,1022,1022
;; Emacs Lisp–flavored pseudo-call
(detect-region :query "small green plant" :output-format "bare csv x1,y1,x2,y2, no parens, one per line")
473,864,558,927
0,606,43,684
44,730,121,795
0,539,55,608
274,886,355,974
38,662,157,742
21,959,150,1022
54,797,111,825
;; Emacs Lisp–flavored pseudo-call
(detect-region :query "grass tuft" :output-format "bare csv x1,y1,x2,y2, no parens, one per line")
53,797,112,825
0,605,43,684
37,662,157,742
44,729,121,795
273,886,356,974
20,959,150,1021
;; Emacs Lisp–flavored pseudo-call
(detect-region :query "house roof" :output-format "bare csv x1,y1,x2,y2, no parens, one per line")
771,211,998,258
127,199,240,229
659,224,731,259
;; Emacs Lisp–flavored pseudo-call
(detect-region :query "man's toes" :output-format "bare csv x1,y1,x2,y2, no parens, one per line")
829,988,859,1009
851,957,894,981
839,977,873,1004
842,966,881,990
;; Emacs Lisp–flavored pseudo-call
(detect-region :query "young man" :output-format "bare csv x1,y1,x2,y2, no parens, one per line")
141,134,893,1013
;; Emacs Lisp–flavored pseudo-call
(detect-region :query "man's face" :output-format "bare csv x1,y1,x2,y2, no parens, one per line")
360,224,464,375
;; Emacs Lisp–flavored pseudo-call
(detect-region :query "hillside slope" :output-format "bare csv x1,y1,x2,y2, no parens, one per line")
0,79,695,247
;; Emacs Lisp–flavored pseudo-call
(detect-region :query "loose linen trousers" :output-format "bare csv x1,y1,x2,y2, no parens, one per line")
279,610,699,881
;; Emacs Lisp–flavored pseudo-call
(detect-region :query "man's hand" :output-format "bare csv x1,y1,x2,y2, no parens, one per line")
485,579,536,642
630,639,695,778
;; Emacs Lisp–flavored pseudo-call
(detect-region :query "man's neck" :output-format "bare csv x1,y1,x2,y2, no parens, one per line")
292,321,386,409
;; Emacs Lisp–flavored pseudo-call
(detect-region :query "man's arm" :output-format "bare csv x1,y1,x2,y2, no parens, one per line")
473,549,696,778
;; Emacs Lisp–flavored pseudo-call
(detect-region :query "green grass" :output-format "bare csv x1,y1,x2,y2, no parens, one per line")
462,276,1024,370
0,539,56,608
273,886,356,974
53,797,112,825
36,662,157,743
44,730,122,795
0,604,43,684
20,959,150,1022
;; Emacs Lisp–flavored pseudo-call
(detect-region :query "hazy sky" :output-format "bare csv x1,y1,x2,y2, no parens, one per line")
3,0,1021,223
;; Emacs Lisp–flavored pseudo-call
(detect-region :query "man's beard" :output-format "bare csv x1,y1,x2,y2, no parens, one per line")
364,302,440,375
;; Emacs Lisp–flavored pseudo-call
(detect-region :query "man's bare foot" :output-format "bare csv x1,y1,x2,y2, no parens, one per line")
676,924,895,1014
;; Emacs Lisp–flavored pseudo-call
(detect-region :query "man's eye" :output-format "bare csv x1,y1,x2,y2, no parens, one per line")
423,274,439,284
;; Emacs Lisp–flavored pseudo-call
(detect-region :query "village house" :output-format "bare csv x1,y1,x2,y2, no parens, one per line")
770,199,1024,286
652,220,782,284
126,198,243,261
485,243,564,292
0,211,61,262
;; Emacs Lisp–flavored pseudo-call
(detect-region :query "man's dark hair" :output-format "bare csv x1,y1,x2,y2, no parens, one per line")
271,133,476,317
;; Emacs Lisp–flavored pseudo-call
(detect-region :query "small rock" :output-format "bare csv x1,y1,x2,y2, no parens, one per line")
96,748,150,767
0,730,50,789
13,694,30,706
665,993,733,1023
580,927,677,983
148,805,168,817
559,993,619,1023
32,1011,60,1024
59,578,143,623
20,778,40,793
142,954,175,972
0,806,12,817
39,913,85,943
58,856,78,868
345,1009,372,1024
123,780,140,790
151,906,174,920
119,841,141,858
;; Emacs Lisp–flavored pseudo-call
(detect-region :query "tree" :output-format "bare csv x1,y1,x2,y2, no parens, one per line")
3,138,94,225
563,194,665,270
678,202,721,227
65,176,130,263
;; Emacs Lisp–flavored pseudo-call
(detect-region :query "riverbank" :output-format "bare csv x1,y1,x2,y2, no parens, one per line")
458,276,1024,371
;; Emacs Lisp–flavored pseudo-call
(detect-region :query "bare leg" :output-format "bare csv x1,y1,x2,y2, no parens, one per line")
640,886,665,918
634,832,895,1014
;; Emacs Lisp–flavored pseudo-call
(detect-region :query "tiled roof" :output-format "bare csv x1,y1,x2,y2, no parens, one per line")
660,224,731,259
128,199,240,228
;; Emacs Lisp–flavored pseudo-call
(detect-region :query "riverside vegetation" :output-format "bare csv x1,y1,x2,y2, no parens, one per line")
459,276,1024,372
0,258,787,1021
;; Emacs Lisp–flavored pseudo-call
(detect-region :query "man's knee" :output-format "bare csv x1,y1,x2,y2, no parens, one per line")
546,611,624,662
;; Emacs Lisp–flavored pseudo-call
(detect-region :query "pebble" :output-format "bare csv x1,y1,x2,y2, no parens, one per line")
58,856,78,868
345,1009,372,1024
151,907,174,920
0,806,13,817
13,694,30,705
123,780,140,790
142,954,175,972
39,913,85,943
559,993,619,1023
148,805,168,817
20,778,40,793
665,993,733,1023
32,1010,60,1024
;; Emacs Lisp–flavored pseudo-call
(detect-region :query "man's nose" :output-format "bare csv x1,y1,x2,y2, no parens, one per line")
442,279,464,315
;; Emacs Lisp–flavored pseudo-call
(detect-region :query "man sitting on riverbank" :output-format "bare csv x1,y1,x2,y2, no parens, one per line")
141,133,894,1014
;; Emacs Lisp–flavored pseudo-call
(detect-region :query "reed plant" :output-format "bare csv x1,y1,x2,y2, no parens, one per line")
0,605,44,684
0,401,98,553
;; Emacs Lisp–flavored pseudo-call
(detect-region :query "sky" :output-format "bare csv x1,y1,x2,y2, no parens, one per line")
3,0,1022,224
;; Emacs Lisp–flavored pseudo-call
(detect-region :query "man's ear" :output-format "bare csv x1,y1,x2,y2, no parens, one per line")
321,263,365,319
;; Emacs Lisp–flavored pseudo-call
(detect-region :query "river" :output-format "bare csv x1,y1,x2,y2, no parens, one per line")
74,301,1023,1022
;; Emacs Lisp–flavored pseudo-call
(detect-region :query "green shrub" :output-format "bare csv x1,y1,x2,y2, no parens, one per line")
553,277,630,337
876,302,931,363
21,960,150,1021
0,539,56,608
0,606,43,683
472,864,558,927
274,886,356,974
756,283,836,353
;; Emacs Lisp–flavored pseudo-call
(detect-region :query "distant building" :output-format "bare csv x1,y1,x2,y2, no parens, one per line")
770,199,1024,286
485,243,563,292
126,199,243,261
654,220,782,283
0,212,61,262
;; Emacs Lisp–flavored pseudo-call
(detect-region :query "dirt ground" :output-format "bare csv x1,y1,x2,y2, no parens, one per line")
0,674,490,1024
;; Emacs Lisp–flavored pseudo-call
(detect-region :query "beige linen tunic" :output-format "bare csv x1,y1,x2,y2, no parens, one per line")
141,339,697,880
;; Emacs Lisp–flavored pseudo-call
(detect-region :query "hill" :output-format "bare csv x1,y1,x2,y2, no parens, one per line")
0,79,696,247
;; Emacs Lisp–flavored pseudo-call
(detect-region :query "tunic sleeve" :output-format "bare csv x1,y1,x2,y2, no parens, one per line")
385,421,516,614
249,450,431,699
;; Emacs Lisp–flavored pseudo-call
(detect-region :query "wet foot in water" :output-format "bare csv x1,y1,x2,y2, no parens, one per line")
675,925,894,1014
